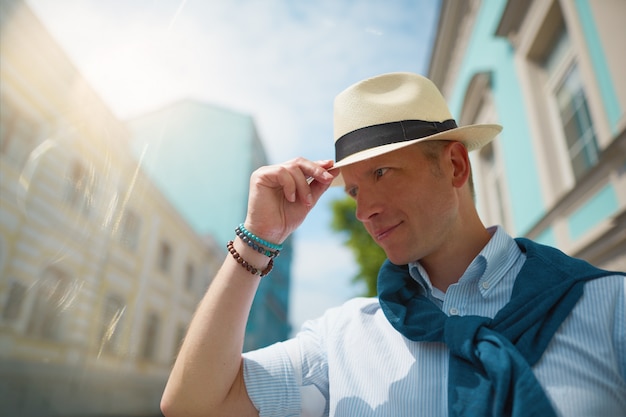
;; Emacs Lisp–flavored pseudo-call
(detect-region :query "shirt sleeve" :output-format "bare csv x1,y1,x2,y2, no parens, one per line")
615,274,626,382
243,313,332,417
243,341,302,417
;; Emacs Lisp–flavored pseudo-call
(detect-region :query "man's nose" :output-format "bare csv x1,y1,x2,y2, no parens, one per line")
355,189,381,222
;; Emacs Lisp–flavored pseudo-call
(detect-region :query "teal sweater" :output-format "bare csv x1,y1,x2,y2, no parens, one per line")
377,238,623,417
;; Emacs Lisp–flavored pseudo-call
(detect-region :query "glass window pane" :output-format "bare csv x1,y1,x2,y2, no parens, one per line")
2,281,27,321
555,64,599,180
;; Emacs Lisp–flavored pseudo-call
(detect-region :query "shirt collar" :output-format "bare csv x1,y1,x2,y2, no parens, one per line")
408,226,523,298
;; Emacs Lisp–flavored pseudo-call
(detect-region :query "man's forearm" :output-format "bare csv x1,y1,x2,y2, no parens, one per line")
161,158,335,417
161,238,268,417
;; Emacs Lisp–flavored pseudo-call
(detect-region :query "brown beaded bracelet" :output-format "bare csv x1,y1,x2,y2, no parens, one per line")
226,240,274,277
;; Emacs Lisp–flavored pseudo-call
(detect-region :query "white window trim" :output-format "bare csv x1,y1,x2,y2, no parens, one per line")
460,73,514,233
542,42,579,192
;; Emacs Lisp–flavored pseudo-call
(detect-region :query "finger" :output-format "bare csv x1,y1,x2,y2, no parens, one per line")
302,160,335,185
273,166,298,203
283,162,314,206
300,165,336,207
309,175,333,203
257,158,334,204
314,159,335,169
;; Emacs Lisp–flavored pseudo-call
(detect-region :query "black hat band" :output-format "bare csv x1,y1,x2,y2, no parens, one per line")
335,119,458,162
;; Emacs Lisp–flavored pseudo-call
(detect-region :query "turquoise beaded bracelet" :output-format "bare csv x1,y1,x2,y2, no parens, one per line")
237,223,283,251
235,227,280,258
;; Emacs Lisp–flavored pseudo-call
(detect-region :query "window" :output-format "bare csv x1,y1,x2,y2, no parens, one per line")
172,324,187,362
158,241,172,273
140,312,160,360
64,161,97,216
0,94,40,167
119,208,140,250
185,262,195,291
98,294,125,355
554,64,599,180
26,267,73,341
0,94,15,153
459,71,509,230
543,28,599,182
479,142,509,228
2,281,27,321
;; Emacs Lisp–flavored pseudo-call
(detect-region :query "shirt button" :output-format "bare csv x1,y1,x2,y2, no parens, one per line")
481,281,490,289
449,308,459,316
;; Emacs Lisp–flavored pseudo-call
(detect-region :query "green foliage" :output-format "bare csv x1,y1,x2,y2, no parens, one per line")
329,196,387,297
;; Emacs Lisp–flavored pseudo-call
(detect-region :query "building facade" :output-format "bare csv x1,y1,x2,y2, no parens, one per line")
0,1,222,415
127,101,293,351
429,0,625,271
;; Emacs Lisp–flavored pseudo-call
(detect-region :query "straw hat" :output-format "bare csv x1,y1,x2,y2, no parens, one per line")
331,72,502,184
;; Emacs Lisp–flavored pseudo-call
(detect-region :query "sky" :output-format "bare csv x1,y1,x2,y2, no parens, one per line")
25,0,441,332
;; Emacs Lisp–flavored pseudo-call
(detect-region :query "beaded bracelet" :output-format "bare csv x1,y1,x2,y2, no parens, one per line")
235,227,280,258
227,241,274,277
237,223,283,251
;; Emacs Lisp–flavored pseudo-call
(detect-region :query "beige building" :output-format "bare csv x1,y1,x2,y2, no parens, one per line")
0,1,222,415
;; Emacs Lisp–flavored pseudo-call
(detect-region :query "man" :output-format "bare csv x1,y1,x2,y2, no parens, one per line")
161,72,626,417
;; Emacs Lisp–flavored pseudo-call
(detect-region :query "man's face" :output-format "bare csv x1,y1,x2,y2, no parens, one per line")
340,142,459,265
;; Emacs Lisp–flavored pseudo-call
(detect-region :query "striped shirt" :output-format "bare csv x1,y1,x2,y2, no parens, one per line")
243,227,626,416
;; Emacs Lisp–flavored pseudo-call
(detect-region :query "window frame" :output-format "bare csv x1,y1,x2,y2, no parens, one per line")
119,208,141,251
26,266,73,341
511,0,610,205
541,29,600,186
158,240,172,273
98,293,126,355
459,71,512,232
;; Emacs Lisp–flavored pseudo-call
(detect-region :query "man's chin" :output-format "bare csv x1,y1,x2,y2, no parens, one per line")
384,251,413,266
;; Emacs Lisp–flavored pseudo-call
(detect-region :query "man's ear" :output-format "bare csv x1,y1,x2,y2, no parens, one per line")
448,141,471,189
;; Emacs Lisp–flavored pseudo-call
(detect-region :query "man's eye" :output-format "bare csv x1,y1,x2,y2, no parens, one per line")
347,187,358,198
375,168,388,178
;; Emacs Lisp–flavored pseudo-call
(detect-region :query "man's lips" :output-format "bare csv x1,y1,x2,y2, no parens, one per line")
372,223,401,241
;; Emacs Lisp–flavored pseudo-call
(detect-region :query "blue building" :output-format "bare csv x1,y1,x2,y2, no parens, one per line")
127,100,292,349
427,0,625,271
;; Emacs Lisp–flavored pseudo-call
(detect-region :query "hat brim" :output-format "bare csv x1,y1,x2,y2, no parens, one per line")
329,123,502,187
